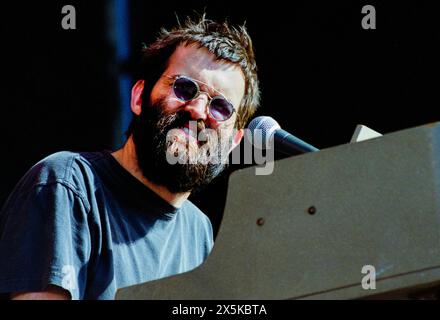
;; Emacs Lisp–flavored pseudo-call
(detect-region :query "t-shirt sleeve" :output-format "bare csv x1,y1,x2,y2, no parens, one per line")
0,181,91,300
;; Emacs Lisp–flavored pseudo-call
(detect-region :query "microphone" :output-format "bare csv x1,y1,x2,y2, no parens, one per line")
248,116,319,155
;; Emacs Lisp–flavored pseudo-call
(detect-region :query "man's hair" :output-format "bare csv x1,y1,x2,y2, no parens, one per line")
127,15,260,136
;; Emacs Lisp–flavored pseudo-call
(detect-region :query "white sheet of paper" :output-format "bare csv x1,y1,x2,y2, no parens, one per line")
350,125,382,143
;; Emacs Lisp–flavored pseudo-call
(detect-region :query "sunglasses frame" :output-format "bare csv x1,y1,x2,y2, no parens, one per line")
164,74,236,122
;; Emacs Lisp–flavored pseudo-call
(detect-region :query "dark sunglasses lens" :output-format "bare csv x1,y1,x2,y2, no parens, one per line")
173,77,198,101
210,98,234,121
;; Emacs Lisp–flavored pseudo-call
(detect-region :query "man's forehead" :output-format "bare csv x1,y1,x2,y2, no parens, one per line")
168,44,232,71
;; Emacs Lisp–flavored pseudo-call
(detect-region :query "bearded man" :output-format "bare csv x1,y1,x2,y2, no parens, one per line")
0,16,260,300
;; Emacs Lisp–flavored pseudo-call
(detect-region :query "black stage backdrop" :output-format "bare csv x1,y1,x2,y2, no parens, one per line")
1,1,439,236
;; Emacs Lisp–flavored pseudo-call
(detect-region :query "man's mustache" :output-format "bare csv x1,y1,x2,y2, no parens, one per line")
158,110,211,146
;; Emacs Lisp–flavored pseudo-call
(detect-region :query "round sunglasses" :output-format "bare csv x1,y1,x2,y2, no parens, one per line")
164,75,236,122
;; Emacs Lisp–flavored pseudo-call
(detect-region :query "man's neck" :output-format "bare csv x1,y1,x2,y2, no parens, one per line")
111,136,190,208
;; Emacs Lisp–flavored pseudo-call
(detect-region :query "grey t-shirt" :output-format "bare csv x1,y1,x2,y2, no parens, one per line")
0,151,213,299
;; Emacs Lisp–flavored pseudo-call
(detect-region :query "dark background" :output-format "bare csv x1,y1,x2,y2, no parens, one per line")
1,1,439,236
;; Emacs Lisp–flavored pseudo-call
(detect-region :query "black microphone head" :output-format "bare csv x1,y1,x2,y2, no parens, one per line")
247,116,281,148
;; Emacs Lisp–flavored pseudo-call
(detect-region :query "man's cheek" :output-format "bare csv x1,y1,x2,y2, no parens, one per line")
158,96,182,114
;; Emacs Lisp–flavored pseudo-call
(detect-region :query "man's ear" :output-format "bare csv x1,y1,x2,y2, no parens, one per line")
131,80,144,116
229,128,244,153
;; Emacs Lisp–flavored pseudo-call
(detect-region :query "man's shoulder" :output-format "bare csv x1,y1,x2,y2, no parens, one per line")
180,200,214,253
182,200,206,217
19,150,105,194
181,200,213,229
34,150,100,178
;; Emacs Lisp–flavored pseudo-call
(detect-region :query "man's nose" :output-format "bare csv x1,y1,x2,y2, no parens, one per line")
183,94,210,121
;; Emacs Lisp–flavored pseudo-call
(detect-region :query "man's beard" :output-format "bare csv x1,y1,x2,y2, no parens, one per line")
131,98,232,193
